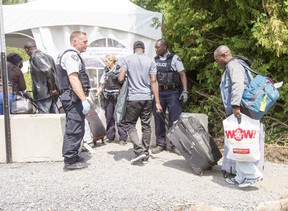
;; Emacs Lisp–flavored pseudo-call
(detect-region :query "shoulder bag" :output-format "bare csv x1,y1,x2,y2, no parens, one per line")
12,92,37,114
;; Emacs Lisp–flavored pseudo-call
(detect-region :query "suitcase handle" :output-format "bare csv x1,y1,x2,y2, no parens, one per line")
158,112,173,127
179,139,191,155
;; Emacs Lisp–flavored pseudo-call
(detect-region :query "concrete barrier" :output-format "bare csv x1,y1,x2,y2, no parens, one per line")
0,114,66,163
0,112,208,163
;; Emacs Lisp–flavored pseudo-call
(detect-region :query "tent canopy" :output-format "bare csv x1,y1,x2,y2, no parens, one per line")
3,0,162,61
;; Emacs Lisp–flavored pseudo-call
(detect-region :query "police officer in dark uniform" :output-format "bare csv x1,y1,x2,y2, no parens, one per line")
152,38,188,154
56,31,91,170
95,54,128,145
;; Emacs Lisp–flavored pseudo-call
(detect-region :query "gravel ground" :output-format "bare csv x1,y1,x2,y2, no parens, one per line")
0,141,287,211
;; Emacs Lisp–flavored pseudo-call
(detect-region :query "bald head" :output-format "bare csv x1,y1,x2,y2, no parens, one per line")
214,45,231,56
24,41,37,56
214,45,233,68
24,41,36,49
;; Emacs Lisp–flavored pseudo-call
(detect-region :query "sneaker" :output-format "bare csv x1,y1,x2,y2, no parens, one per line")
76,156,85,163
141,154,150,164
131,153,146,165
171,147,181,155
142,157,149,164
119,140,127,146
105,138,115,143
257,175,264,181
63,162,88,171
225,177,239,185
238,177,258,188
151,146,165,154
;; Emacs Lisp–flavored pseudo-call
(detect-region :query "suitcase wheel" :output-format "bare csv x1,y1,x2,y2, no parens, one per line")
222,170,228,178
197,171,204,176
92,138,105,145
206,166,212,171
221,170,236,178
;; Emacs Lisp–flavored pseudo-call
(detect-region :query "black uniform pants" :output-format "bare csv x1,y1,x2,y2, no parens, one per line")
60,91,85,164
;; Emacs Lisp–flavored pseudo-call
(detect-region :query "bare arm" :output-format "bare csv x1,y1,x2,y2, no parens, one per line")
68,72,86,101
150,74,162,112
95,84,105,97
178,70,188,91
118,68,126,84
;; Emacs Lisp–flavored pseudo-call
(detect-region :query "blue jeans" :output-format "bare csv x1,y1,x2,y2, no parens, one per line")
0,92,14,115
36,96,57,114
153,90,182,148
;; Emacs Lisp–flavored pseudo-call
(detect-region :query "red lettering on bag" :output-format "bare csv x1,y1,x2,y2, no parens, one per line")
225,130,235,139
225,129,256,141
242,130,256,139
233,148,250,154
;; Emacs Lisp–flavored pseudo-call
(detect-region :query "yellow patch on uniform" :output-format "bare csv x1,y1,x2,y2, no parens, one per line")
71,55,79,61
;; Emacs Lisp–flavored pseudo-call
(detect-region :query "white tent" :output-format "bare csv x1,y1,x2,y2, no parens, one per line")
3,0,162,65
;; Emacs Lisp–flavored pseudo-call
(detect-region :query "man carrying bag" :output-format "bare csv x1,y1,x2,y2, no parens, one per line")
214,45,263,188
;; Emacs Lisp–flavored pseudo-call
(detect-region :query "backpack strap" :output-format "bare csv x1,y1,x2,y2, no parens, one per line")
238,60,260,75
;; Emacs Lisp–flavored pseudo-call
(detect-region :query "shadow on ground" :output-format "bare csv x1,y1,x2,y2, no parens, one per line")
107,148,134,162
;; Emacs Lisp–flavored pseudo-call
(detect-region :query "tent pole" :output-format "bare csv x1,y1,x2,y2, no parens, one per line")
0,0,13,164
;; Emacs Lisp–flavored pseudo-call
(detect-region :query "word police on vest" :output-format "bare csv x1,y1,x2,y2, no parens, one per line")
156,63,167,67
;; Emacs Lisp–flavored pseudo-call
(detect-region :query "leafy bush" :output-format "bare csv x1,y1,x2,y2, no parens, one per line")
132,0,288,144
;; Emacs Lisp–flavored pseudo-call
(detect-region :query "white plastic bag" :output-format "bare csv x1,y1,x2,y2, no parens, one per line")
223,114,260,162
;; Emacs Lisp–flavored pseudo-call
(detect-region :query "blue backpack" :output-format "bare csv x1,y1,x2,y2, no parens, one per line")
240,62,280,120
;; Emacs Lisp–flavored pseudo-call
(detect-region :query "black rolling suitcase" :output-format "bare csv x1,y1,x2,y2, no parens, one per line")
160,113,222,175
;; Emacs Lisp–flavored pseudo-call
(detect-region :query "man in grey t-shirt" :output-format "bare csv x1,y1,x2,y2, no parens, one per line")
118,41,162,165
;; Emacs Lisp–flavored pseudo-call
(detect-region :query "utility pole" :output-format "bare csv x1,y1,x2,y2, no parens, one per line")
0,0,13,163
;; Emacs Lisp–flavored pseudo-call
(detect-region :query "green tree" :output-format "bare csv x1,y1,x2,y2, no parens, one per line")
3,0,27,5
131,0,160,11
132,0,288,144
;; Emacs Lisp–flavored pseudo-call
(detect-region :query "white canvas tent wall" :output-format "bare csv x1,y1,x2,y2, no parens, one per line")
3,0,162,63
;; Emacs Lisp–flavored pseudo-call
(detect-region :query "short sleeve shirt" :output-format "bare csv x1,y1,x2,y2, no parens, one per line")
99,66,117,84
60,48,82,75
119,53,157,101
157,51,185,72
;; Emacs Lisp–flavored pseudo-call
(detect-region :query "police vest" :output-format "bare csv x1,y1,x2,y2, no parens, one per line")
155,53,181,87
56,50,90,95
104,65,122,92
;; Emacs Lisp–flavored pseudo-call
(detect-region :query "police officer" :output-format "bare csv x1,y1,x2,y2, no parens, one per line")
152,38,188,155
56,31,91,170
95,54,128,145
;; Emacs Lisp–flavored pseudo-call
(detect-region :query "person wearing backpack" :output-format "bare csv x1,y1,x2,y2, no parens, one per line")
214,45,263,188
